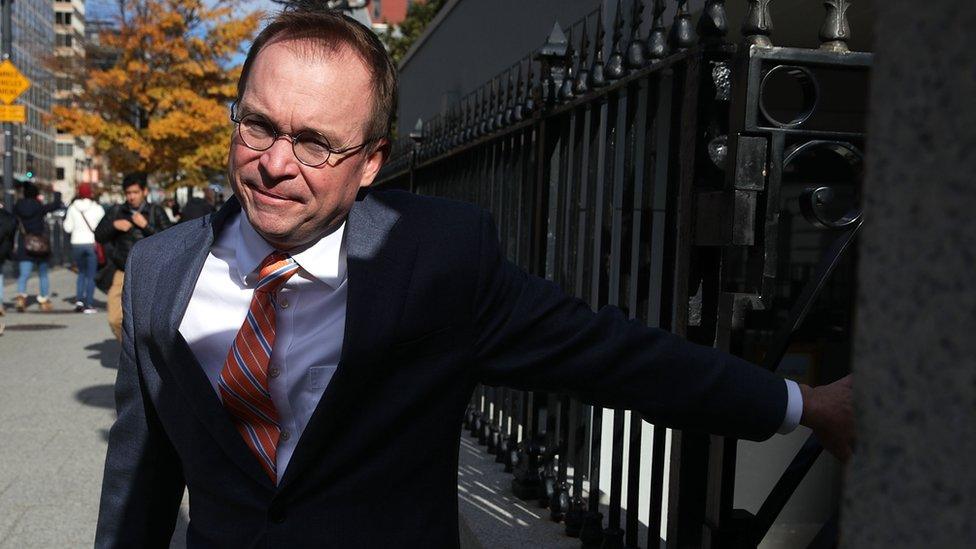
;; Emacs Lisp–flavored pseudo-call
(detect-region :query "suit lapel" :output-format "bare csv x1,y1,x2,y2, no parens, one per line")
279,192,418,491
150,198,275,490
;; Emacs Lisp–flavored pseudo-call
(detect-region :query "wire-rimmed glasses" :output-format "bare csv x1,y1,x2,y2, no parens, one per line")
230,108,371,167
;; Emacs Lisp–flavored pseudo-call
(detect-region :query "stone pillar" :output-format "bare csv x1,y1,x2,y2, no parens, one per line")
843,1,976,547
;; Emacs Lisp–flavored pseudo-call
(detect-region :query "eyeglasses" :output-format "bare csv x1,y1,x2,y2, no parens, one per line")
230,108,371,168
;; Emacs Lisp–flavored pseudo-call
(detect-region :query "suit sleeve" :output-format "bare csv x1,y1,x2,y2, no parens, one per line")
470,211,787,441
95,249,186,548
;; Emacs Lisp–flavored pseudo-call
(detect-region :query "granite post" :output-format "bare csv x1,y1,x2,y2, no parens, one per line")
842,1,976,547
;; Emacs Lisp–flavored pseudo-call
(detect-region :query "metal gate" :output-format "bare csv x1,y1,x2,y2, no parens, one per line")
376,1,871,547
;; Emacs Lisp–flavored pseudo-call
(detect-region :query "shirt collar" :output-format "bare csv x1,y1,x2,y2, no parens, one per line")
236,213,347,289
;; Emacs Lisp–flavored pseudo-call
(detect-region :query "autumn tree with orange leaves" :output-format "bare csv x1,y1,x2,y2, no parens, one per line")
53,0,264,188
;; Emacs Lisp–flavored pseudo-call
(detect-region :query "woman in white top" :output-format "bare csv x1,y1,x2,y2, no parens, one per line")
63,183,105,313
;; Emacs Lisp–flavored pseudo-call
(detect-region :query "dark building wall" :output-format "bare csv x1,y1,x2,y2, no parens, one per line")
396,0,876,135
396,0,599,130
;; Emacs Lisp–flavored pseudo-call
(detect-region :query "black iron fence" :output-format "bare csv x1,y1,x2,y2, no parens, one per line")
377,1,870,547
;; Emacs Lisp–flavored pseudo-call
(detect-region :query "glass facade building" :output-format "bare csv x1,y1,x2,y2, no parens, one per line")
0,0,56,195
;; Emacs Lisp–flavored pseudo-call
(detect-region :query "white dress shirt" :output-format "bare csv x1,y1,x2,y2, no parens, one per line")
179,211,347,482
178,210,802,483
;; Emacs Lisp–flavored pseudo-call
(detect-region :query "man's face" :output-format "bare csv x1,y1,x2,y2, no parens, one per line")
124,184,148,209
228,39,386,250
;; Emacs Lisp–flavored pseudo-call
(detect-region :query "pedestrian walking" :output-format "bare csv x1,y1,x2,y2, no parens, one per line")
13,183,62,312
94,174,172,340
0,201,16,316
63,183,104,313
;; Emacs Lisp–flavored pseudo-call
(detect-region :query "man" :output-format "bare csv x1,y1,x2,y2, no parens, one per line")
94,173,172,340
0,201,14,316
179,186,217,223
96,6,852,547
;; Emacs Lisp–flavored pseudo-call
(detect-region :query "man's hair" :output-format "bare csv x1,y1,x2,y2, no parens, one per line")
237,4,398,145
122,172,148,190
22,182,38,199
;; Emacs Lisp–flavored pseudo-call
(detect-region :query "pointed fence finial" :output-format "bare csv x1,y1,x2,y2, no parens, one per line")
462,94,474,142
575,18,591,95
669,0,697,51
505,66,517,124
627,0,648,69
647,0,668,59
742,0,774,47
605,0,626,80
525,56,539,114
409,118,424,143
697,1,728,40
819,0,852,52
478,86,490,136
559,28,576,101
537,22,569,104
495,74,507,129
514,59,526,121
487,77,500,132
591,5,607,87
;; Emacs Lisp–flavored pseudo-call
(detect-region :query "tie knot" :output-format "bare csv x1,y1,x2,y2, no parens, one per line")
256,251,299,292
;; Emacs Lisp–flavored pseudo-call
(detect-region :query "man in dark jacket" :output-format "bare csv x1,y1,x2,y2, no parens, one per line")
94,173,172,340
0,202,15,316
179,186,217,223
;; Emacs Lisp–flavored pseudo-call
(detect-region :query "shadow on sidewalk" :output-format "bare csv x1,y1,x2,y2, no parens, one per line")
87,338,121,369
75,384,115,410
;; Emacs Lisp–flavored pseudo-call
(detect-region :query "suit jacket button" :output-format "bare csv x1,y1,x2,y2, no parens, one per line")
269,507,286,524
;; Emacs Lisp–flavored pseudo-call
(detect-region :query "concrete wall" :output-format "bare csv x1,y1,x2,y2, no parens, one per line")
842,1,976,546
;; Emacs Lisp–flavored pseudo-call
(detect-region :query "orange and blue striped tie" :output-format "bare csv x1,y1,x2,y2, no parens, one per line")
219,251,300,482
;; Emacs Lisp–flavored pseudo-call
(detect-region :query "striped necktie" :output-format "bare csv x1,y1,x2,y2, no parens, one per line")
219,251,300,482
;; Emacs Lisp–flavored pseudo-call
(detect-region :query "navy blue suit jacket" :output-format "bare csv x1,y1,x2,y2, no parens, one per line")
95,189,786,548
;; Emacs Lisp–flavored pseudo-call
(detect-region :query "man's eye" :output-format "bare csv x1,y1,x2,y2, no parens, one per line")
248,120,274,135
299,138,332,154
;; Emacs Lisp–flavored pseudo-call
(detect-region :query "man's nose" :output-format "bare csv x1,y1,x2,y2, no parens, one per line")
259,137,301,179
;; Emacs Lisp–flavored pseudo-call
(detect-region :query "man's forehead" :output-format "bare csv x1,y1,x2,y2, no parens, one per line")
257,36,369,76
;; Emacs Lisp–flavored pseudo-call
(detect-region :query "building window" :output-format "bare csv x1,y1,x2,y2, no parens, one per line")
57,143,74,156
373,0,381,19
56,34,73,48
56,12,72,25
56,167,66,180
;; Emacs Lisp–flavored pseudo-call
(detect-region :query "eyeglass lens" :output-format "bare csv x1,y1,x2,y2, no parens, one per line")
238,114,333,166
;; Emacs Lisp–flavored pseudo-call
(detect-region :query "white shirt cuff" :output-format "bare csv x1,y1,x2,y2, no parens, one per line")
777,379,803,434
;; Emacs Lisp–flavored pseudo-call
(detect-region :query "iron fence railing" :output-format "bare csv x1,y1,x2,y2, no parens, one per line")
377,1,870,547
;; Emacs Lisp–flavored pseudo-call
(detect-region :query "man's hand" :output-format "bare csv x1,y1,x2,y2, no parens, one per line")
130,212,148,229
799,375,854,462
113,219,134,232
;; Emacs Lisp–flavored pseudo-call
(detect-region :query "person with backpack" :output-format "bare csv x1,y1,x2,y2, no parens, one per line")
63,183,104,313
13,183,63,312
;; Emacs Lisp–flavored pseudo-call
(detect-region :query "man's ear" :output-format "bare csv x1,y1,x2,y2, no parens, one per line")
359,138,389,188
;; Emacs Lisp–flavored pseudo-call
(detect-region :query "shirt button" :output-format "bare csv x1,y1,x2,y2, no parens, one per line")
280,430,291,441
268,367,280,379
279,298,289,309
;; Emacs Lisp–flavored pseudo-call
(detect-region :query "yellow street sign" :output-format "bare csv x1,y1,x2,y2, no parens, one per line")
0,60,30,105
0,104,26,123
